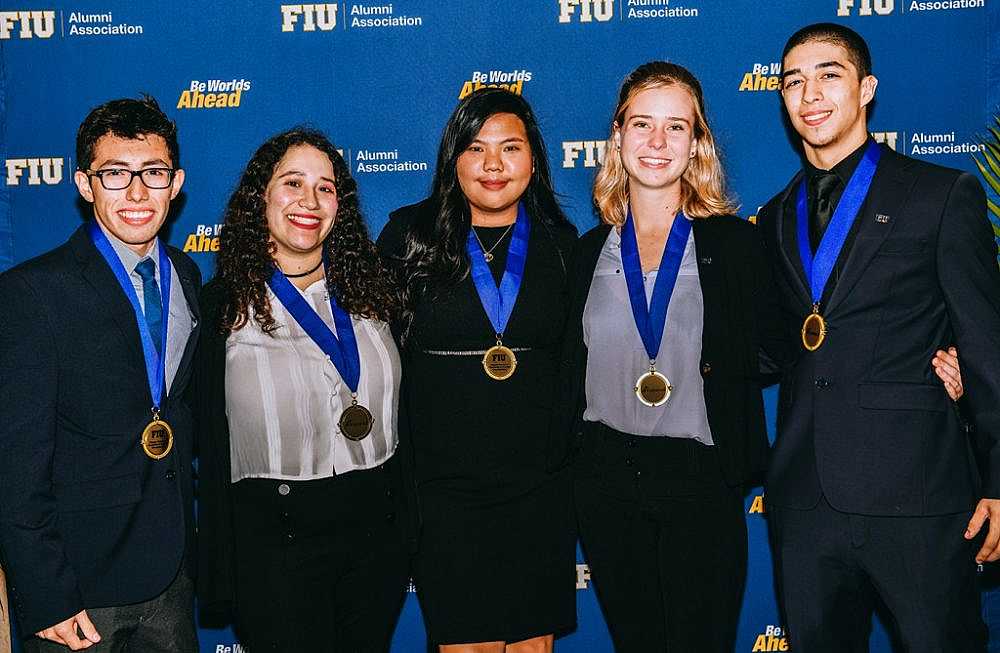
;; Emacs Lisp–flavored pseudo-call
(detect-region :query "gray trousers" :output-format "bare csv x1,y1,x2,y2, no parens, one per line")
23,569,197,653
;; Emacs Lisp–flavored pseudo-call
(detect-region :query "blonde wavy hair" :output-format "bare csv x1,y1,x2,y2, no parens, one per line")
594,61,737,225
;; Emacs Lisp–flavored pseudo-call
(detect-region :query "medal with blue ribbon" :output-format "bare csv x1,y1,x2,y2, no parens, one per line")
796,140,881,351
621,207,692,407
86,223,175,459
267,262,374,441
466,202,530,381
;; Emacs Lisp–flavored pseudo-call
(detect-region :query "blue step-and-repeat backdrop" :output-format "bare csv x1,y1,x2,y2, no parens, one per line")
3,1,1000,651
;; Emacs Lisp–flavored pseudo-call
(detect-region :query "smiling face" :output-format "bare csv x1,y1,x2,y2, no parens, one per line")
456,112,533,224
614,85,698,196
781,40,877,167
263,144,339,262
73,133,184,256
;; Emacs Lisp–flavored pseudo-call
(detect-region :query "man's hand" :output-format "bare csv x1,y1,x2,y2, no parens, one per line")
35,610,100,650
932,346,963,401
966,498,1000,563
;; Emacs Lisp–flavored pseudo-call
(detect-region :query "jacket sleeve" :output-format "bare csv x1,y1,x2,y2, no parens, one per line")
936,172,1000,498
0,270,83,634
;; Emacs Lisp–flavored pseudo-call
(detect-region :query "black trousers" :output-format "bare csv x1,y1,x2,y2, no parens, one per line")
574,422,747,653
23,566,196,653
231,459,410,653
769,496,987,652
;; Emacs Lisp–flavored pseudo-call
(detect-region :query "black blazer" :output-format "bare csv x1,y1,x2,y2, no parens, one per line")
552,215,786,487
0,225,201,635
758,144,1000,515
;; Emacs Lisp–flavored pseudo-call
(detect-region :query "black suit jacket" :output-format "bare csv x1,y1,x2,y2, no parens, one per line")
0,225,201,635
758,144,1000,515
553,216,787,487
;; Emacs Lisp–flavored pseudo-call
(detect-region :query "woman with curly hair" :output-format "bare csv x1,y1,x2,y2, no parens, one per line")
377,88,577,653
195,127,409,651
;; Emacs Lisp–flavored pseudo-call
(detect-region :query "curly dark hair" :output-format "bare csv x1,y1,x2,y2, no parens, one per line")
398,88,571,334
216,127,398,334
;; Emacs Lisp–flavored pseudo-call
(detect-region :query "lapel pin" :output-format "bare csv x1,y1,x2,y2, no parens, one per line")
875,214,891,224
700,256,712,265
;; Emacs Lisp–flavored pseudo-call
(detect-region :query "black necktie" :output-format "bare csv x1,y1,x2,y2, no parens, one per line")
809,171,840,252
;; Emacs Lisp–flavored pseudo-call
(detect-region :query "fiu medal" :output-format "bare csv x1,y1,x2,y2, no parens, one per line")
85,224,176,461
268,259,374,442
795,141,882,352
142,411,174,459
635,365,673,407
339,397,375,442
620,207,692,408
467,203,531,382
801,304,827,352
483,340,517,381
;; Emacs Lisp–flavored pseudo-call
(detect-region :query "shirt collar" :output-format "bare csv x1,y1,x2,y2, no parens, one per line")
97,223,160,276
805,136,874,186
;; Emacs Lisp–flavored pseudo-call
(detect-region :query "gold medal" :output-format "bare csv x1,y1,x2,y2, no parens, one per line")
483,341,517,381
635,368,672,407
339,399,374,441
141,414,174,460
801,304,827,351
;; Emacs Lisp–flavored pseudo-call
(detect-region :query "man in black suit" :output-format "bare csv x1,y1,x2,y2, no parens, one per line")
0,97,200,651
758,23,1000,651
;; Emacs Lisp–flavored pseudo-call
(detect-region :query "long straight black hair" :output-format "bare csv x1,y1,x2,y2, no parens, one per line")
399,87,571,329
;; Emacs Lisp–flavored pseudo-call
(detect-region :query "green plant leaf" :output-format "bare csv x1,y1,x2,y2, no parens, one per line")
982,148,1000,179
974,156,1000,195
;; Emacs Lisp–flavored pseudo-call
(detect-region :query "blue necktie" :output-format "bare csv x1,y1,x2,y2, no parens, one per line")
134,258,163,358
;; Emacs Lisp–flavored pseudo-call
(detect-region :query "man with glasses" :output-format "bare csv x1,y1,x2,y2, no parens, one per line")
0,96,200,651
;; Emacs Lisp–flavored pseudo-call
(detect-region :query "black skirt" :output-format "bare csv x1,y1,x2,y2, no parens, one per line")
414,470,577,644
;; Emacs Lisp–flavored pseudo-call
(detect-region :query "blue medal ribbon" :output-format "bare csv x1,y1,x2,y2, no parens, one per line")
620,207,692,363
796,140,881,305
86,222,171,411
267,263,361,393
466,202,531,339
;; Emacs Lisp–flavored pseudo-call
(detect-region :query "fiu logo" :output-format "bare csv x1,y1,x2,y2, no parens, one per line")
183,224,222,254
0,10,55,39
871,131,899,152
562,140,607,168
177,79,252,110
739,63,781,92
458,70,532,99
558,0,615,22
752,625,790,652
748,494,765,513
5,158,64,185
575,563,592,589
837,0,894,15
281,4,337,32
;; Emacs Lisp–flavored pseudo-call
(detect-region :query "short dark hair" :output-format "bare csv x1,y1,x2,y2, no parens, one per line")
782,23,872,79
76,95,180,170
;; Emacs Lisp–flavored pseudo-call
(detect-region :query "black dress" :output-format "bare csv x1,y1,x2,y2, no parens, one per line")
378,201,578,644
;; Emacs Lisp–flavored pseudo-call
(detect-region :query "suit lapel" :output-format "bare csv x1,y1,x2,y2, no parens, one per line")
774,172,811,307
824,148,912,315
70,226,144,363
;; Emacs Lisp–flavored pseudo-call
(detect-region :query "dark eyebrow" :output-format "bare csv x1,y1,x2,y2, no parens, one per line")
469,136,527,144
93,158,170,169
277,169,335,184
781,60,847,79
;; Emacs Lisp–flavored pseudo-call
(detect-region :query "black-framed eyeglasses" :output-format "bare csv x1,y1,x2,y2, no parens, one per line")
86,167,177,190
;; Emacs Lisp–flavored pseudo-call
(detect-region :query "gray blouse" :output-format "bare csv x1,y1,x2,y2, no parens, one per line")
225,279,400,481
582,225,714,444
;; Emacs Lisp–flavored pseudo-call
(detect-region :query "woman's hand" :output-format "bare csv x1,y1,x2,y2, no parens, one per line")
932,346,963,401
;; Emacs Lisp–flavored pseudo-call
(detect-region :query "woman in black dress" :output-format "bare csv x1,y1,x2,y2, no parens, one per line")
377,88,577,652
196,128,410,651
